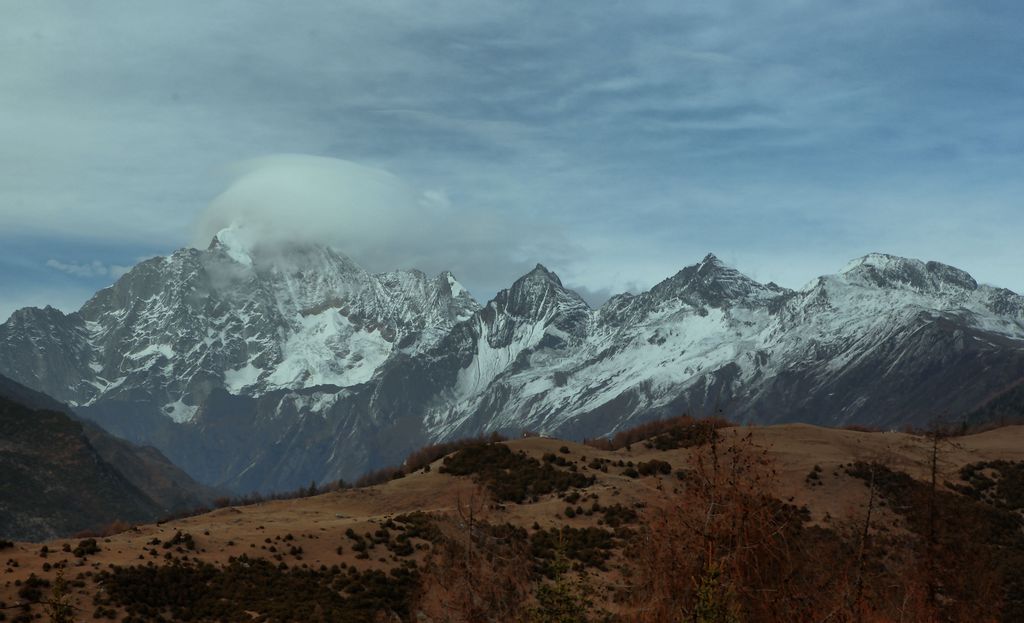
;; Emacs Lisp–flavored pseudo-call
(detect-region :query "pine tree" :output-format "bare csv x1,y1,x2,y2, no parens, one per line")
45,567,73,623
693,564,738,623
529,547,592,623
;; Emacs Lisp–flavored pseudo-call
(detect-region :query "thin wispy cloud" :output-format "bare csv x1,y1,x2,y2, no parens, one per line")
45,259,131,279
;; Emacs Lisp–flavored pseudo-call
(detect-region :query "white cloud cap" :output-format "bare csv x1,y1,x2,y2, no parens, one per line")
194,155,423,258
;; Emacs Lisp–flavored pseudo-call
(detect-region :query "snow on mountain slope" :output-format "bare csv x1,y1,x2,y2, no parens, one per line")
418,254,792,439
405,252,1024,444
0,227,479,423
3,245,1024,493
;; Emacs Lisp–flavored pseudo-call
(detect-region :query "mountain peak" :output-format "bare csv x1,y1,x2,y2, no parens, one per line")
839,252,902,274
490,262,590,322
520,263,564,288
207,227,370,280
694,253,734,276
651,254,783,308
839,253,978,292
208,226,253,266
438,271,471,300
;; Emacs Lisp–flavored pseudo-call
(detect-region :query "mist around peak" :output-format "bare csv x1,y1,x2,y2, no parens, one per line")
193,155,423,259
190,154,571,302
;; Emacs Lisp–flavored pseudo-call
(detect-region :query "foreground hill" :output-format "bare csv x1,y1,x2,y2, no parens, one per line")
0,376,216,540
3,421,1024,621
3,232,1023,493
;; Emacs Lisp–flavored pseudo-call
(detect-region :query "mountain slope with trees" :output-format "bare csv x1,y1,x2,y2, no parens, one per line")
0,376,216,540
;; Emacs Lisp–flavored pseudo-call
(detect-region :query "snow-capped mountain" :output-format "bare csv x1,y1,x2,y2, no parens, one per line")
372,252,1024,447
0,227,478,417
3,242,1023,493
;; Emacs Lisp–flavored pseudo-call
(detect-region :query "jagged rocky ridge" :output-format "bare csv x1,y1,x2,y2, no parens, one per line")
2,232,1023,492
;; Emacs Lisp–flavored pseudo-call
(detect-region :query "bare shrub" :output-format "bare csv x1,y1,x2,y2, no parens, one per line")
414,489,532,622
72,520,134,538
625,429,849,622
584,414,732,452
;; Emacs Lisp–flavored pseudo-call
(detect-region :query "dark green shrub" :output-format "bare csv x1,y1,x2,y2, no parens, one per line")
584,414,731,451
530,527,618,575
440,443,594,503
73,538,100,558
16,574,48,602
637,459,672,476
96,555,418,622
598,503,638,528
162,531,195,551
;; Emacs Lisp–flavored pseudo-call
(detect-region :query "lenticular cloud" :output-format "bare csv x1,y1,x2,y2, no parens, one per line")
193,155,425,259
191,153,561,297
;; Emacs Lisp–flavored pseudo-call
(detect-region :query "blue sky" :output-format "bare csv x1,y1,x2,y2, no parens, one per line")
2,1,1023,320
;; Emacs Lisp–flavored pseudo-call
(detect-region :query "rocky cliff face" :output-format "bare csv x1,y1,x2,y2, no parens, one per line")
0,227,478,417
3,241,1023,493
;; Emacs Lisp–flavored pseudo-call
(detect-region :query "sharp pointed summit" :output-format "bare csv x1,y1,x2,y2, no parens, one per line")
646,253,787,309
207,225,255,266
491,263,590,325
516,263,565,287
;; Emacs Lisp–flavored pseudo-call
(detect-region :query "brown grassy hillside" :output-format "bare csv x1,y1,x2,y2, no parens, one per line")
3,421,1024,622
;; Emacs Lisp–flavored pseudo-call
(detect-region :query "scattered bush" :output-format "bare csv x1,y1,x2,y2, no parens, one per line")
840,424,883,433
72,538,100,558
353,466,405,488
439,443,594,503
637,459,672,476
531,527,618,574
73,520,135,538
846,461,1024,620
16,574,49,603
805,469,822,487
96,555,418,622
402,432,508,474
162,531,196,551
955,460,1024,511
157,480,347,523
543,452,571,467
391,512,443,544
584,414,732,451
596,503,639,528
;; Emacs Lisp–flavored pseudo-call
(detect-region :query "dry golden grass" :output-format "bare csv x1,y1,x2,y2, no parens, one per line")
3,423,1024,621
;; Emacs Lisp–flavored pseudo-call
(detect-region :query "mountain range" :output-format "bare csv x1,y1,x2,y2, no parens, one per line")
3,228,1023,492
